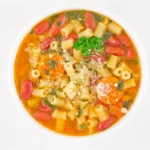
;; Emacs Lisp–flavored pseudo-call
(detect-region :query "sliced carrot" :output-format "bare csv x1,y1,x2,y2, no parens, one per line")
96,77,124,105
38,53,65,80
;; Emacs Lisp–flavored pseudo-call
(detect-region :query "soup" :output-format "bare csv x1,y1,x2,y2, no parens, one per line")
14,10,141,136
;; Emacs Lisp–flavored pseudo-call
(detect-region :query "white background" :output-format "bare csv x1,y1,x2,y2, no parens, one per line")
0,0,150,150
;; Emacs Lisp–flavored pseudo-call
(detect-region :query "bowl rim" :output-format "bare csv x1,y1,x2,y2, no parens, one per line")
7,6,149,143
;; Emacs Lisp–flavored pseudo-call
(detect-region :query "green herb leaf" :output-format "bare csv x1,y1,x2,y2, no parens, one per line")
123,100,132,110
56,21,61,26
30,29,34,34
48,14,59,26
102,30,113,41
47,60,57,69
73,36,104,57
76,106,83,118
78,123,87,130
55,35,62,41
49,88,56,95
42,98,56,109
45,69,49,75
129,59,138,65
83,103,89,109
41,49,56,55
117,80,124,91
92,12,104,24
65,10,85,24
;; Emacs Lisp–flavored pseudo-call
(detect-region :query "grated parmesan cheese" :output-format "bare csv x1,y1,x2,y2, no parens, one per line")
49,54,53,58
121,108,128,114
96,82,111,98
63,49,67,53
114,83,118,87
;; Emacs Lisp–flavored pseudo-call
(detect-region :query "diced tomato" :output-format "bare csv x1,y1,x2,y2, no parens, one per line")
106,36,120,46
40,37,55,51
126,48,135,59
38,100,52,112
98,116,116,131
20,80,33,100
117,34,131,47
65,34,78,41
85,11,96,31
50,13,67,36
35,21,50,35
105,46,125,56
33,110,51,121
90,54,106,62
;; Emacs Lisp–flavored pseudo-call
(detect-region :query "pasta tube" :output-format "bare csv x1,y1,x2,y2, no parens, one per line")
78,28,93,38
108,22,123,35
123,78,136,90
50,41,59,50
121,71,131,80
94,104,109,121
64,62,75,76
61,23,74,37
52,109,67,120
71,20,84,33
87,118,98,128
94,22,107,37
32,88,47,97
61,39,74,50
30,69,40,79
107,55,119,69
112,67,124,77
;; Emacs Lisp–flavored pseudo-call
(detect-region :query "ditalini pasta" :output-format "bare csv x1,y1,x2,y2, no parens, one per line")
94,22,107,37
70,20,84,33
78,28,93,38
61,39,74,50
107,55,119,70
61,23,74,37
14,10,141,136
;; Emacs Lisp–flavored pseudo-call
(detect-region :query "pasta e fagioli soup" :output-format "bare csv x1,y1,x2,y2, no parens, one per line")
14,10,141,136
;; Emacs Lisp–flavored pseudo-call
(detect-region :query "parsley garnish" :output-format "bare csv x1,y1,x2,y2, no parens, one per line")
117,80,124,91
92,12,104,24
78,123,87,130
30,29,34,34
102,30,113,41
76,106,83,118
56,21,61,26
129,59,138,65
48,14,59,26
49,88,56,95
41,49,56,55
65,10,85,24
55,35,62,41
42,98,56,109
83,103,89,109
45,69,49,75
73,36,104,57
123,100,132,110
47,60,57,69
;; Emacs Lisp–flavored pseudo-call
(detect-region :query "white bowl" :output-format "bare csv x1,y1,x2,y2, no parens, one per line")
7,6,149,143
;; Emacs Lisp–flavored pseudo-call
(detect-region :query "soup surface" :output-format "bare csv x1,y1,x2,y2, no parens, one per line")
14,10,141,136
